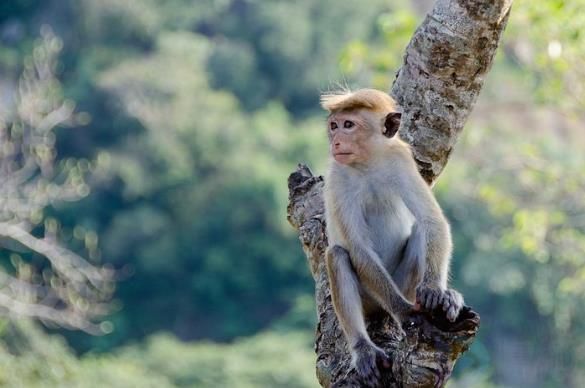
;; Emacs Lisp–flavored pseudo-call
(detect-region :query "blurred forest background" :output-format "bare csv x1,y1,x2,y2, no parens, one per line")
0,0,584,387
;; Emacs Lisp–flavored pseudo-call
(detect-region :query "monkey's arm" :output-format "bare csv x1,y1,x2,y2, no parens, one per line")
393,164,451,289
392,159,463,320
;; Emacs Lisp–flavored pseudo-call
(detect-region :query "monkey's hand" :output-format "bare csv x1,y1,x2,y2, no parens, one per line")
415,286,464,322
351,339,391,388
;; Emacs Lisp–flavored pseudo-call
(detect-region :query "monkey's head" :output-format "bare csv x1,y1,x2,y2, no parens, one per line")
321,89,401,166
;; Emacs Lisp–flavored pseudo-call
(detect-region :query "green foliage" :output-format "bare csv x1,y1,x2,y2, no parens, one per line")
0,320,174,388
0,320,316,388
118,330,316,387
61,30,328,348
76,0,161,48
339,7,418,88
201,0,391,114
0,0,41,23
439,121,585,386
505,0,585,111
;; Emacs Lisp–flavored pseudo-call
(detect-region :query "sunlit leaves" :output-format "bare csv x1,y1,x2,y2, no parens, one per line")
440,112,585,383
506,0,585,110
339,7,419,89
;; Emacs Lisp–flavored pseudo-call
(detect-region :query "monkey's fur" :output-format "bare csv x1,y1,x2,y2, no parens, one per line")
322,89,463,386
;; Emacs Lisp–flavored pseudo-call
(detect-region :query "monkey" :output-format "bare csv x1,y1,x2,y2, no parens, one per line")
321,88,464,386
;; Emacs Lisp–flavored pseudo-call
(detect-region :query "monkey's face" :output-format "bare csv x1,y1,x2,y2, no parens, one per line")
327,110,376,166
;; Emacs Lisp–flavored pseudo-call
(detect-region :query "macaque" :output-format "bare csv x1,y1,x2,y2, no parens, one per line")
322,88,463,386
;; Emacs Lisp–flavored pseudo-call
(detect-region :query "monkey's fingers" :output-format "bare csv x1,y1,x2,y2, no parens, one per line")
415,287,428,309
423,292,432,309
436,290,448,307
421,288,440,310
446,304,459,322
443,290,464,319
415,288,425,306
430,291,442,309
439,290,452,312
441,297,452,312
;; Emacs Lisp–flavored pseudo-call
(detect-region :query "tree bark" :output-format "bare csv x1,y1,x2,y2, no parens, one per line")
287,0,512,387
393,0,513,185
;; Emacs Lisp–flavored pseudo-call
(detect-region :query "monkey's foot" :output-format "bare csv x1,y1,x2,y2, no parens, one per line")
416,286,464,322
351,339,391,387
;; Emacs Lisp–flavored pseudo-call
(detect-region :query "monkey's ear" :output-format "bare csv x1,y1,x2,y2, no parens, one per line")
383,112,401,138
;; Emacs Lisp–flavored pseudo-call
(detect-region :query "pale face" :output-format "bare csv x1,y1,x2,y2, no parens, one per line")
327,110,376,166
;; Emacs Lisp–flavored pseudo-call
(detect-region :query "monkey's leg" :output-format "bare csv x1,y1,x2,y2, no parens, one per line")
326,245,390,387
393,223,425,301
349,246,413,321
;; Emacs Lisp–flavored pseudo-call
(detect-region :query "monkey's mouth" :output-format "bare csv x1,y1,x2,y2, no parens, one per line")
334,152,353,156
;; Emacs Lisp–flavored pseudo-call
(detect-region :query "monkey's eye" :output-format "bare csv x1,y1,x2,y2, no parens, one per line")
330,122,338,130
344,120,354,129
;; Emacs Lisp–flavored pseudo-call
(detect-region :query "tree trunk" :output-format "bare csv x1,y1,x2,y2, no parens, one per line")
286,0,513,386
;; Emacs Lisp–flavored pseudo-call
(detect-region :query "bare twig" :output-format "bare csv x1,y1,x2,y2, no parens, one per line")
0,27,114,333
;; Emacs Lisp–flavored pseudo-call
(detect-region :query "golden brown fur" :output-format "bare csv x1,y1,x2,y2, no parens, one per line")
321,88,398,113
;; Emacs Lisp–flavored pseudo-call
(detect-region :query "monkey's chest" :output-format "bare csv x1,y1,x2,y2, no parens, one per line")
364,194,414,265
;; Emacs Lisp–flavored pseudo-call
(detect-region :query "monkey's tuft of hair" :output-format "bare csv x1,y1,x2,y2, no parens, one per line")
320,88,397,114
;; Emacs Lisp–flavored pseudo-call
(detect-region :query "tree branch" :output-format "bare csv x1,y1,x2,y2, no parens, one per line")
0,28,114,334
287,0,512,386
393,0,513,185
0,222,111,288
